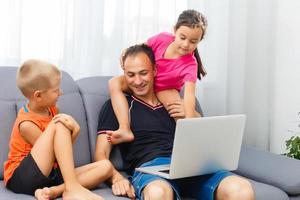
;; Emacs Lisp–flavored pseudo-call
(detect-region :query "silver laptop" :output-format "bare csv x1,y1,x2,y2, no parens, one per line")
135,114,246,179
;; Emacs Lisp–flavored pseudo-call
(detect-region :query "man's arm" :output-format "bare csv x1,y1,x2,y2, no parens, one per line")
94,132,135,199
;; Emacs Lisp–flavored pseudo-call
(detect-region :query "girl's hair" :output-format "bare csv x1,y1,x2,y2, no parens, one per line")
175,9,208,80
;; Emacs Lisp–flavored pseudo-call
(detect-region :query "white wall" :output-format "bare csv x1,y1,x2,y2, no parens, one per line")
270,0,300,154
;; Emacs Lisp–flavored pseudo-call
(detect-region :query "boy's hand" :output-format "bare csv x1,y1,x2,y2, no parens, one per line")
52,114,80,140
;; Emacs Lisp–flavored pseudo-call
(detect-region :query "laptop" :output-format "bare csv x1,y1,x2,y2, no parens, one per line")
135,114,246,179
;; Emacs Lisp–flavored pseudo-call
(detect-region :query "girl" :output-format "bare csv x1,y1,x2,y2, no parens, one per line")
108,9,208,144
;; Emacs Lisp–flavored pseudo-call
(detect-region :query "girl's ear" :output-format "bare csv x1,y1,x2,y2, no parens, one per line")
173,26,176,34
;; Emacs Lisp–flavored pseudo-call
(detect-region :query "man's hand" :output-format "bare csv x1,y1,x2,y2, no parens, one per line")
166,100,186,119
112,178,135,199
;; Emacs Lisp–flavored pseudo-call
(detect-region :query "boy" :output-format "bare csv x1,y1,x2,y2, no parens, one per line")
4,59,112,200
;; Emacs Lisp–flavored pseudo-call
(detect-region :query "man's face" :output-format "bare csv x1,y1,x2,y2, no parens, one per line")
123,52,156,97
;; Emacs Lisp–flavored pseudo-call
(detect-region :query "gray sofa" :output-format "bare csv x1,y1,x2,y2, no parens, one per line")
1,67,300,200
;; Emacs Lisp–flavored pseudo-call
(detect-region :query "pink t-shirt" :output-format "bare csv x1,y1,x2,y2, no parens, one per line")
147,32,198,92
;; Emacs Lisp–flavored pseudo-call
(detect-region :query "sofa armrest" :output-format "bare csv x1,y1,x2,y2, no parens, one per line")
235,145,300,195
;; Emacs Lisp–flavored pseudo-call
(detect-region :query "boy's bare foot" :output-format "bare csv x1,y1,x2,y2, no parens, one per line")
63,184,104,200
34,187,51,200
106,129,134,144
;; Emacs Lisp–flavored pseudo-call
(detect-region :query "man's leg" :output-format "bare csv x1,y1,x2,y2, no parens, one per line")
178,171,254,200
143,180,174,200
31,122,103,200
215,175,254,200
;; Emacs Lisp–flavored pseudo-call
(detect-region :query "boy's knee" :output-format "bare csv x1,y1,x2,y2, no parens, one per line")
55,122,72,133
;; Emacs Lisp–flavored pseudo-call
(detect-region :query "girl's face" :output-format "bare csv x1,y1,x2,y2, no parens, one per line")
173,25,203,56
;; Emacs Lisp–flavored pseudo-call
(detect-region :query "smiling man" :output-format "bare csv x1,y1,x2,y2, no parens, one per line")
94,44,254,200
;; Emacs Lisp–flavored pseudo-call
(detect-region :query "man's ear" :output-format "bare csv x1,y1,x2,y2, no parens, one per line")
153,65,157,77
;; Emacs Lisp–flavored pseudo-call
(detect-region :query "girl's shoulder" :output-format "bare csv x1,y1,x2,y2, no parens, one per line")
147,32,174,48
154,32,174,40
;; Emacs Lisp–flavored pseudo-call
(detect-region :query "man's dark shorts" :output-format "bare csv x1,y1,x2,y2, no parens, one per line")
7,153,64,195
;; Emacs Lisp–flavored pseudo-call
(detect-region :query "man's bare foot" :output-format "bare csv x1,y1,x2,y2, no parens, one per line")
34,187,51,200
106,129,134,144
63,184,104,200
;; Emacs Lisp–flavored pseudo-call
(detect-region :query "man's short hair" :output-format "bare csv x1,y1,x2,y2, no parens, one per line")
122,44,155,67
16,59,61,98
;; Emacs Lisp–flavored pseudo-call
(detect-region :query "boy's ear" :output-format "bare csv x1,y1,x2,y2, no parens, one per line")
33,90,42,101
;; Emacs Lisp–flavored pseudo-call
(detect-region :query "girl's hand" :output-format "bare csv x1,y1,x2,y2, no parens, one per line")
119,48,127,69
166,101,185,119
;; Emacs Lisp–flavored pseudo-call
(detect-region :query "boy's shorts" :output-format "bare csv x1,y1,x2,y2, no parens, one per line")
131,157,232,200
7,153,64,195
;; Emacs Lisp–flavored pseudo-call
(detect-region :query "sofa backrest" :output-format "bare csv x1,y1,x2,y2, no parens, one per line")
77,76,124,170
0,67,91,180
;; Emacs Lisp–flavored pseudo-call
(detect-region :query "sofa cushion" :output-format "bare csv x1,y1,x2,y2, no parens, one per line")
236,146,300,195
0,181,33,199
0,101,16,180
0,67,24,101
249,179,289,200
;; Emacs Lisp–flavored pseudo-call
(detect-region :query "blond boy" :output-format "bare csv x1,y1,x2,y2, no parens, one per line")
4,59,112,200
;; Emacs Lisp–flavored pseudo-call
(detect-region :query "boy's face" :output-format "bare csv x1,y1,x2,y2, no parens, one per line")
123,52,156,98
37,74,62,107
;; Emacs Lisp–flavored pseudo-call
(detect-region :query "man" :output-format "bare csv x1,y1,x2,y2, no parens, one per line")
94,44,254,200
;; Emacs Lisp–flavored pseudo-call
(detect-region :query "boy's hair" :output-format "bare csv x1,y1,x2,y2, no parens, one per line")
16,59,61,98
122,44,155,68
175,9,208,80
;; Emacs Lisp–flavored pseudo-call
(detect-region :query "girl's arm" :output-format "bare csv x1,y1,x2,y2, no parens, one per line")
183,82,201,117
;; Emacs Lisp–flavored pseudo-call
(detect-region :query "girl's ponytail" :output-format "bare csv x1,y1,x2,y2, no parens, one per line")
194,48,206,80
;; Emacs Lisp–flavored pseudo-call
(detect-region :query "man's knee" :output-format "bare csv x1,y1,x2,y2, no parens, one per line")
143,180,173,200
216,176,254,200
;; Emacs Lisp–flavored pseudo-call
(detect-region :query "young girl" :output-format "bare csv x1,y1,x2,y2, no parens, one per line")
108,9,208,144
